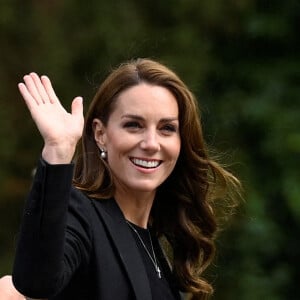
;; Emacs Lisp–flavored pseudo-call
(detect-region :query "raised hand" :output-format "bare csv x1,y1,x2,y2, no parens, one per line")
18,73,84,164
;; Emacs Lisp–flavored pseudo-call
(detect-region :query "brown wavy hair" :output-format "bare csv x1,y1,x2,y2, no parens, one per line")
73,58,241,299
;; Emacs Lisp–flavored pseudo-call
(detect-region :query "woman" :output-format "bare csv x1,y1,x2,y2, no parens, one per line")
12,58,240,300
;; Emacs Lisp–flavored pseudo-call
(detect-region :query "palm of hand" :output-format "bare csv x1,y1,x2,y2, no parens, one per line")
19,73,84,163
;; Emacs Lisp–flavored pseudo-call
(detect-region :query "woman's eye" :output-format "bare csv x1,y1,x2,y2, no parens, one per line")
161,124,177,133
123,121,142,129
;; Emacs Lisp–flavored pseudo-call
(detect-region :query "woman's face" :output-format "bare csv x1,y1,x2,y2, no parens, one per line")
93,83,181,196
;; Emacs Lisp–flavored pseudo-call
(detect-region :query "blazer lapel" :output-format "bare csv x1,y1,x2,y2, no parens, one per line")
92,198,152,300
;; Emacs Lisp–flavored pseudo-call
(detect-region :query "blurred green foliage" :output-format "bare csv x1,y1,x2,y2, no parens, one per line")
0,0,299,299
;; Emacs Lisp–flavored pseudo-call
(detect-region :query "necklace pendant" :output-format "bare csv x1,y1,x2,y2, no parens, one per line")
126,221,162,279
157,266,162,279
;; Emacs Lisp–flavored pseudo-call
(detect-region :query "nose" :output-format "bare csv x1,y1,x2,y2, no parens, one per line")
140,129,160,152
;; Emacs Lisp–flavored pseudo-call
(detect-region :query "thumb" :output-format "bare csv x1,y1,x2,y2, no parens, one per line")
71,96,83,117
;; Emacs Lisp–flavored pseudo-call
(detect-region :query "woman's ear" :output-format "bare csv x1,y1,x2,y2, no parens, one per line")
92,118,107,148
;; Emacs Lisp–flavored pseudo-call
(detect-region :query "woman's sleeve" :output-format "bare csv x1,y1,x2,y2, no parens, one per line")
12,158,92,298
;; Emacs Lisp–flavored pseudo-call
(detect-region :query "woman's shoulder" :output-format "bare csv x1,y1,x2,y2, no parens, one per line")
69,187,114,223
67,189,119,244
69,186,97,215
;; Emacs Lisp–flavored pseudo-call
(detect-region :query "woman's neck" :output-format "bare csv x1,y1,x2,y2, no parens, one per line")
114,189,155,229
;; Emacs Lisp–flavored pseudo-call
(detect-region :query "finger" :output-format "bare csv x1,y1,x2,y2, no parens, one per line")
18,82,39,111
41,75,59,104
71,96,84,117
23,74,44,105
30,72,51,103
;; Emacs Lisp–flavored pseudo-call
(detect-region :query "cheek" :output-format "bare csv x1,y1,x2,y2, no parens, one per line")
165,140,181,165
106,134,133,160
172,138,181,158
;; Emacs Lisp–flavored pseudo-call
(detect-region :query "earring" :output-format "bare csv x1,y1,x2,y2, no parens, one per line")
100,148,107,159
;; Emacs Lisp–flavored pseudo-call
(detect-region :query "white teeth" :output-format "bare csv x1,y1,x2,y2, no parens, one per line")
131,158,160,168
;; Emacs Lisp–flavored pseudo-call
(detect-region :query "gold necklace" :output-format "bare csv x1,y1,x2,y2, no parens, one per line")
126,221,162,279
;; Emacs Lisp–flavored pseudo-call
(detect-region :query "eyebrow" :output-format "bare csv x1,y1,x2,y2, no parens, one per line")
121,114,179,123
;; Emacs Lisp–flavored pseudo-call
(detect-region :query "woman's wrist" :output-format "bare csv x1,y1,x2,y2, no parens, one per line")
41,144,76,164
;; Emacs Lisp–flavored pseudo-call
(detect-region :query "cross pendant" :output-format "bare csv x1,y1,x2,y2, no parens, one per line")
157,266,162,279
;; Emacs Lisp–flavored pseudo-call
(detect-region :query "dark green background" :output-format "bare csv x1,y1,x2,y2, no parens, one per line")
0,1,299,299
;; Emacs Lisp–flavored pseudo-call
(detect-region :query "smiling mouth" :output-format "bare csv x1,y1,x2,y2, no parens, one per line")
130,157,162,169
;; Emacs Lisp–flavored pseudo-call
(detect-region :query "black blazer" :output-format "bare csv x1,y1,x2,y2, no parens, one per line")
12,159,180,300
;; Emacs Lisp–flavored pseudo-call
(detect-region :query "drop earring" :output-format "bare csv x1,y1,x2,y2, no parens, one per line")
100,148,107,159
